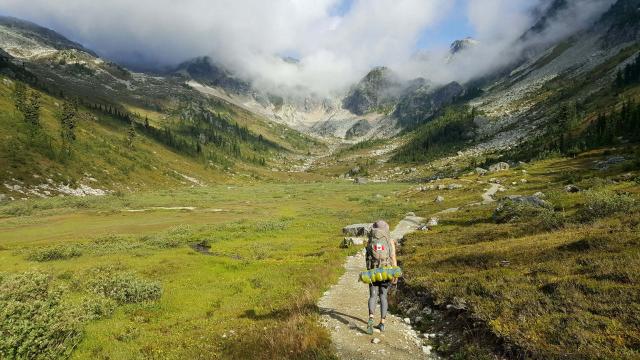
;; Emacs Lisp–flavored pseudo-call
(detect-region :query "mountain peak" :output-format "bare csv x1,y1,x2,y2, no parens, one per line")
449,37,478,55
342,66,402,115
173,56,251,95
0,16,96,57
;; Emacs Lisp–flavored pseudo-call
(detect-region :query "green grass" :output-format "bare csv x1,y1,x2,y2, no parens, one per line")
399,150,640,359
0,182,418,359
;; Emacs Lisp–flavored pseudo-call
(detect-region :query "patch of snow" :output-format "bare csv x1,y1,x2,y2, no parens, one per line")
173,171,204,186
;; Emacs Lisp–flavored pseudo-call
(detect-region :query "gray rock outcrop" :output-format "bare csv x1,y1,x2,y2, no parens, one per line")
342,67,403,115
342,223,372,237
489,162,510,172
394,81,465,128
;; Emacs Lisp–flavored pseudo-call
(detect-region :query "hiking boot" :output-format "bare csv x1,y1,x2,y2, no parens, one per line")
367,318,374,335
376,323,385,332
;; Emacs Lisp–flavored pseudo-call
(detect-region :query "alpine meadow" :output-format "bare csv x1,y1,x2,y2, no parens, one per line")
0,1,639,359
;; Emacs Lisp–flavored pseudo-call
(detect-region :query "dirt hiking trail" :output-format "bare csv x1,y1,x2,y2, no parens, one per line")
318,215,434,360
318,183,502,359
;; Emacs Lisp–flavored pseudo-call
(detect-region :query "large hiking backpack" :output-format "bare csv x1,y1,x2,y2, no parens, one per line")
366,228,392,270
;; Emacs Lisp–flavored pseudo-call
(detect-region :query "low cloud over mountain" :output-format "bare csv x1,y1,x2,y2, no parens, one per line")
0,0,616,95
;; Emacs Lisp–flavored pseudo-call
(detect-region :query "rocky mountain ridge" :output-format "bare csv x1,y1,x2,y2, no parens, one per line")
1,0,638,163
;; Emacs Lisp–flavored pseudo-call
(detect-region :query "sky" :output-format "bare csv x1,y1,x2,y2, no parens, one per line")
0,0,616,95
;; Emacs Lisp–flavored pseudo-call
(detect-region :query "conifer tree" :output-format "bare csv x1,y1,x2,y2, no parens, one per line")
58,99,78,156
127,120,136,148
23,91,42,130
11,82,26,114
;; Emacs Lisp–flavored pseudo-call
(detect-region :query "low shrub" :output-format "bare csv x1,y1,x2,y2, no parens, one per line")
0,202,34,217
578,190,637,222
88,268,162,304
494,200,550,223
254,219,289,232
493,199,564,230
141,234,181,249
0,272,84,360
27,245,82,262
535,207,567,230
82,295,116,320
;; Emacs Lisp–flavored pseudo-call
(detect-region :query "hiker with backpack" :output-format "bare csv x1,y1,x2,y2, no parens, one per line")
365,220,397,334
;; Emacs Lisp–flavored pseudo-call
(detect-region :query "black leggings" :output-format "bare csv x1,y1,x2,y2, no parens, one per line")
368,282,390,318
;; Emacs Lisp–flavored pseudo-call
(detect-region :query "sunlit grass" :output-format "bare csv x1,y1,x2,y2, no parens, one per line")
0,182,417,359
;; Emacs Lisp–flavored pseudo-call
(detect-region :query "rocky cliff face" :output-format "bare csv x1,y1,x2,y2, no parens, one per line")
599,0,640,47
344,119,373,139
342,66,403,115
172,56,252,95
394,81,465,128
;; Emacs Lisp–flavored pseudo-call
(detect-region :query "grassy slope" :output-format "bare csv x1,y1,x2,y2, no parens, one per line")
0,182,419,359
0,76,226,193
399,148,640,359
0,75,328,197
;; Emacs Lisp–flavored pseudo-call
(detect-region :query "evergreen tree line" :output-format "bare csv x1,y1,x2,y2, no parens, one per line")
83,100,267,166
84,100,201,157
178,104,278,151
614,54,640,89
392,107,476,163
505,99,640,161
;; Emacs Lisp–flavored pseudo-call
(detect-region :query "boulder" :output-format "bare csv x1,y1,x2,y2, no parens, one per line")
489,162,510,172
475,167,488,176
427,217,439,226
435,195,445,203
349,166,361,176
355,177,368,184
342,223,372,237
533,191,546,198
504,194,549,207
446,297,468,311
565,184,580,193
593,156,626,171
448,184,463,190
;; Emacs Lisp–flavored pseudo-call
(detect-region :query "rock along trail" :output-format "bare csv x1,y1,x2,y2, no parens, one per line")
318,215,434,360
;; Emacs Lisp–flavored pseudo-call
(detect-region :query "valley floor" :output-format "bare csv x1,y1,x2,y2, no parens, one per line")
1,148,639,360
0,182,418,359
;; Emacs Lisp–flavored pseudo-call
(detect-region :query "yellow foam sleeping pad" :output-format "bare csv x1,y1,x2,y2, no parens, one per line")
358,266,403,284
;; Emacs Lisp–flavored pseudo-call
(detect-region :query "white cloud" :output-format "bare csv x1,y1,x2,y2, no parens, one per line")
0,0,451,94
0,0,616,95
400,0,615,86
